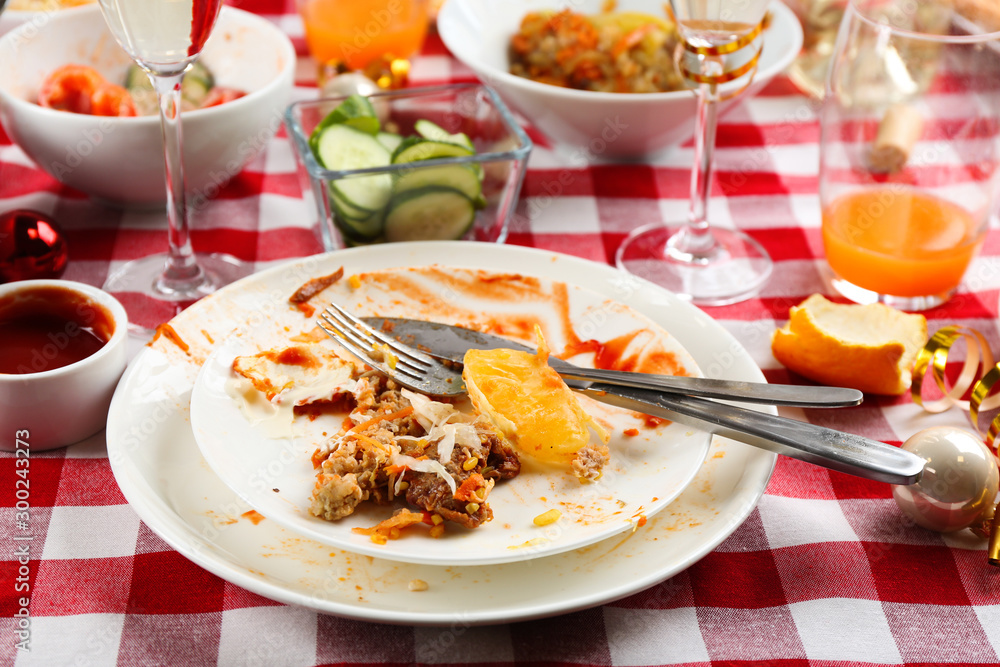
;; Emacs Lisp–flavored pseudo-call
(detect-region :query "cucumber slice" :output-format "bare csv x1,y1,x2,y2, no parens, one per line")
333,208,383,241
414,119,474,150
125,62,213,112
314,125,392,212
376,132,403,153
330,184,383,240
391,137,474,164
181,61,214,108
309,94,380,154
330,185,374,220
394,164,482,201
383,187,476,242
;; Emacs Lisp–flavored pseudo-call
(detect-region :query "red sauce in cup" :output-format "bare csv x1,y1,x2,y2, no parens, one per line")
0,286,114,375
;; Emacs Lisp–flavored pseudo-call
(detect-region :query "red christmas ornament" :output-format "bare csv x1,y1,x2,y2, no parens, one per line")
0,209,68,283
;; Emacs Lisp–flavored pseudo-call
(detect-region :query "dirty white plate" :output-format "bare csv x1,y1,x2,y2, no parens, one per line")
106,242,776,624
190,266,711,565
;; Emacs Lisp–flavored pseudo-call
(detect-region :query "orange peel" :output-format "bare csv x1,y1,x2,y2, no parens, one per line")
771,294,927,396
462,327,608,465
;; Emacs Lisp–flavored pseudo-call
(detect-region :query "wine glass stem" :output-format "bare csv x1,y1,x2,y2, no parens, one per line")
680,82,722,256
151,71,205,292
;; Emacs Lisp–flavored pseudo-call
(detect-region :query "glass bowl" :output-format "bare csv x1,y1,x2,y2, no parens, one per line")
286,83,532,249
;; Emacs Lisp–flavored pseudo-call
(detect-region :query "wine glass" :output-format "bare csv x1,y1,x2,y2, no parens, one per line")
97,0,249,316
616,0,773,306
820,0,1000,311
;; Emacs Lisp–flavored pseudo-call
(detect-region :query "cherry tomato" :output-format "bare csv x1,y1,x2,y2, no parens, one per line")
91,82,137,117
37,64,104,114
199,86,246,108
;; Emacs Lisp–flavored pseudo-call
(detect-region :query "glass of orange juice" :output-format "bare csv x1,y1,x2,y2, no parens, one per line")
298,0,430,70
819,0,1000,311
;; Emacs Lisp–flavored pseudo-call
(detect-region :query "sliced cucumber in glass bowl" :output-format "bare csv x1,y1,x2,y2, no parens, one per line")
308,95,487,245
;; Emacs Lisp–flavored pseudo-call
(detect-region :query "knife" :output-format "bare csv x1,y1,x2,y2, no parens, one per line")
362,317,862,408
362,317,924,485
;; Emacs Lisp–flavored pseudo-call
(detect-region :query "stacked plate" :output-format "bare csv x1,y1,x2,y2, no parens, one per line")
106,242,776,624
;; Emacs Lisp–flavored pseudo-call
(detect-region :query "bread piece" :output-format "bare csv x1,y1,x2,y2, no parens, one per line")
771,294,928,395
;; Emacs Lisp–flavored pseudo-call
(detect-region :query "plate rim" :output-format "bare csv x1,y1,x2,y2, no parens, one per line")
106,241,777,625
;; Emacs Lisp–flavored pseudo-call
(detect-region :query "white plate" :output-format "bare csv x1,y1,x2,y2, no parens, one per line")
190,267,711,566
106,242,776,624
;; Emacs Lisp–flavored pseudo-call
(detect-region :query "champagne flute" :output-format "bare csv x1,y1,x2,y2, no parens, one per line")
616,0,772,306
97,0,249,314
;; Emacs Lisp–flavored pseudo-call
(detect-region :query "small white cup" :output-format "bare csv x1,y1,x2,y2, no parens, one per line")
0,280,128,451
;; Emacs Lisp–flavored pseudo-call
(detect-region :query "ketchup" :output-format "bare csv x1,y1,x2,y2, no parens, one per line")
0,286,114,375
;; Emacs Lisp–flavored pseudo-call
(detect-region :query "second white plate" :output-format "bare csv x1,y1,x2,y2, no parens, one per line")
190,266,712,565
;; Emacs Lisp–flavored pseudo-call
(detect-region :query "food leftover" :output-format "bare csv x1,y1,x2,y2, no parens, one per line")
463,330,610,481
36,62,245,117
508,8,683,93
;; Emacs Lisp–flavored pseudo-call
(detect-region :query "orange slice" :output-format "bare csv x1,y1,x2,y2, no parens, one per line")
771,294,927,395
463,331,608,465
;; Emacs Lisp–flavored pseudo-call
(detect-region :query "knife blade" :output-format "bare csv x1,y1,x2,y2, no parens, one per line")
361,316,924,485
362,317,862,408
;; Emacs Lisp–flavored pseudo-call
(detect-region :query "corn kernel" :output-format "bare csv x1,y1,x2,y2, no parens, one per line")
465,503,480,514
408,579,428,592
430,514,444,525
348,274,361,289
397,481,409,491
533,509,562,526
462,457,479,471
429,524,445,538
371,533,387,545
389,527,401,540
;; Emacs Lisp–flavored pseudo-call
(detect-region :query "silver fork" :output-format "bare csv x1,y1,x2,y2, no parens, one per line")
318,303,466,396
317,302,925,485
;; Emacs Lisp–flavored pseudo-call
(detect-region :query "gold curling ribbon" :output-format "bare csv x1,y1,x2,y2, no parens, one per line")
989,506,1000,566
680,47,762,85
677,16,766,99
911,325,1000,447
682,18,765,56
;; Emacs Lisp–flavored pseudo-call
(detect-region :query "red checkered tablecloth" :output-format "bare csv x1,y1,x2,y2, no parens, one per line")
4,1,1000,665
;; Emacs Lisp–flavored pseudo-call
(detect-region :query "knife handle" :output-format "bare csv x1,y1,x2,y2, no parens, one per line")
550,364,863,408
581,383,924,485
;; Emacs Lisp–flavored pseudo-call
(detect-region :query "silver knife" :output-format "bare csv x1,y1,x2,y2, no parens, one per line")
362,317,862,408
362,317,924,485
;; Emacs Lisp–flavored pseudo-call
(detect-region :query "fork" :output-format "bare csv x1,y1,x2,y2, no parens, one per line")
317,302,925,485
318,304,465,397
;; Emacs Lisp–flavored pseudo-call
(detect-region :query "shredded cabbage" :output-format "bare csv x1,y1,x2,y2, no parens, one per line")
399,388,483,463
390,453,457,495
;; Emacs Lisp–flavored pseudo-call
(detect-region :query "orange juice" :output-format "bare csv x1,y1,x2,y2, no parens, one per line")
299,0,429,69
822,188,984,298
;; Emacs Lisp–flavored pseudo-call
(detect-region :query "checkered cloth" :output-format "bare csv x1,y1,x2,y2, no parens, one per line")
4,0,1000,664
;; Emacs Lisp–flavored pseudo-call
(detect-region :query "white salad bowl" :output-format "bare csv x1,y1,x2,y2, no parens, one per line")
0,4,295,206
438,0,803,159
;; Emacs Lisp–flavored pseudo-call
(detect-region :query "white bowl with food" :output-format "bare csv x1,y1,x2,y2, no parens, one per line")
0,4,295,206
438,0,803,159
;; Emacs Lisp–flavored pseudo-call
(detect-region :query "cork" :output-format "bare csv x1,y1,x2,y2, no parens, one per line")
869,103,925,173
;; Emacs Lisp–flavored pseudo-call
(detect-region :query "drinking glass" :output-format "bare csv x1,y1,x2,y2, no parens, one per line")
97,0,249,309
616,0,773,306
820,0,1000,311
298,0,429,70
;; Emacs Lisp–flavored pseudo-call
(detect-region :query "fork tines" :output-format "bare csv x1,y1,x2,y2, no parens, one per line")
318,303,434,386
